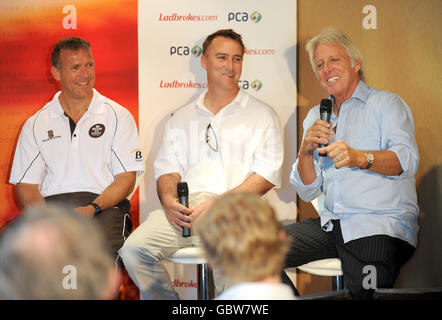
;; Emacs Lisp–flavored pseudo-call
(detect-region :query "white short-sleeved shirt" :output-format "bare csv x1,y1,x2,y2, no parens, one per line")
154,89,283,195
9,89,144,197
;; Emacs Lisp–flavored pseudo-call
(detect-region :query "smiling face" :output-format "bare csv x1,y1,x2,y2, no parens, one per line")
51,48,95,104
201,36,243,92
314,43,361,104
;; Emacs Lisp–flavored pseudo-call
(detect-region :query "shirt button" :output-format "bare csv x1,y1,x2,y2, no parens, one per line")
73,134,77,137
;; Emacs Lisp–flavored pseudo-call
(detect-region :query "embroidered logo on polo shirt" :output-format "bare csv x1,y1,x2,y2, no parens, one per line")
131,148,143,162
42,130,61,142
89,124,105,138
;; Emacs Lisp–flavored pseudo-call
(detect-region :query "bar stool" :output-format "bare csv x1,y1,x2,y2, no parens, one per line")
166,246,215,300
297,258,344,290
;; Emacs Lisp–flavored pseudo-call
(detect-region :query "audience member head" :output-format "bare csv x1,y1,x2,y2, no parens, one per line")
0,204,116,299
195,192,289,284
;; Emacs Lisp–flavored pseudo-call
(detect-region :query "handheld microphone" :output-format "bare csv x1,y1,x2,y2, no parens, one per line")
177,182,191,237
319,98,332,157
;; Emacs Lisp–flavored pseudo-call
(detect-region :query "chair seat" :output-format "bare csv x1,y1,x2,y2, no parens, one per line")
166,247,207,265
297,258,343,277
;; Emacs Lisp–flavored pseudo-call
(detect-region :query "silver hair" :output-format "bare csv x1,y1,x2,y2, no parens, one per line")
0,204,114,299
305,27,366,82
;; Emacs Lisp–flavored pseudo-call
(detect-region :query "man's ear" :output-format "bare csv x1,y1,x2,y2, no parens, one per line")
51,66,60,81
354,59,362,73
201,54,207,71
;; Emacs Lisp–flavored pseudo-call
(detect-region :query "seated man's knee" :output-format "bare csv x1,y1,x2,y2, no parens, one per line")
120,238,141,267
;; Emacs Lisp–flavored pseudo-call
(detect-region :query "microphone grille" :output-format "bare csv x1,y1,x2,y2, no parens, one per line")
177,182,188,196
320,99,332,112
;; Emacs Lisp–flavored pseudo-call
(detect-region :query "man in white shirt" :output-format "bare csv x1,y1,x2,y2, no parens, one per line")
121,29,283,299
9,37,144,273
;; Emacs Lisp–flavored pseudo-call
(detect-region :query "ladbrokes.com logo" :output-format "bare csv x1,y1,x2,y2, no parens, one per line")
160,80,208,89
159,79,261,91
172,279,197,288
228,11,262,23
244,47,275,56
171,44,274,57
159,13,218,22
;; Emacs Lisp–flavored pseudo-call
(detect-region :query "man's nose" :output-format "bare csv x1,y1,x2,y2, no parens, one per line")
225,58,234,70
323,61,331,73
79,66,89,77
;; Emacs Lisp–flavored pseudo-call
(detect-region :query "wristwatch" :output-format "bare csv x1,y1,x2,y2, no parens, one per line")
90,202,102,217
365,151,374,169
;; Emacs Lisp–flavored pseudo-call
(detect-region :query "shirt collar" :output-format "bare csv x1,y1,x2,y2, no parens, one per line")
48,88,104,118
330,80,369,106
194,88,249,113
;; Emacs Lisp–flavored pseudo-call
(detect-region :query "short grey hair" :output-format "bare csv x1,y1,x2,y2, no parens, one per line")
305,27,366,82
51,37,91,69
0,205,114,299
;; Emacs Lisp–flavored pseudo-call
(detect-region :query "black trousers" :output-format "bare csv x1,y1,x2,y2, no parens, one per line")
282,218,415,299
45,192,132,270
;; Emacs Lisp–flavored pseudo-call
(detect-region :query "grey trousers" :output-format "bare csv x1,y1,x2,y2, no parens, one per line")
120,192,223,300
45,192,132,270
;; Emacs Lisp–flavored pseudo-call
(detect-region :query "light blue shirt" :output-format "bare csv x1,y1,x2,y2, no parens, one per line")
291,81,419,247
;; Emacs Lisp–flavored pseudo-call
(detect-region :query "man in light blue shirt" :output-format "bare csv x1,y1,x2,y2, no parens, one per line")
283,27,419,299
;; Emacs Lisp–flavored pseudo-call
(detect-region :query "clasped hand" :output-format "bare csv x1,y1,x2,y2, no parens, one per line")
301,119,364,169
163,197,214,232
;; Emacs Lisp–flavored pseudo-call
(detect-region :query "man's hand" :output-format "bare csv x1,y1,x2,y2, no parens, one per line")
162,195,193,232
318,141,403,175
189,199,215,223
318,140,366,169
299,119,334,157
74,205,95,219
297,119,334,185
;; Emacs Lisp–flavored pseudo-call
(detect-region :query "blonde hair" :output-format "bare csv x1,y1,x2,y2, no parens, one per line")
195,192,289,283
305,27,366,82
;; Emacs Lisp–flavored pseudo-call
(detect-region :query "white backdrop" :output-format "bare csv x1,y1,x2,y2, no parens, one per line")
138,0,298,299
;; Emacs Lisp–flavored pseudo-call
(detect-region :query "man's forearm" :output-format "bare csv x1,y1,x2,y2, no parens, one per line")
361,149,403,176
228,173,274,196
297,152,317,185
16,183,45,208
92,171,136,210
157,173,181,205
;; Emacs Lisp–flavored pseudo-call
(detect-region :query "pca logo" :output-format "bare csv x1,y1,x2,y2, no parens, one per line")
227,11,262,23
250,11,262,23
251,79,263,91
238,79,263,91
191,45,202,57
170,45,202,57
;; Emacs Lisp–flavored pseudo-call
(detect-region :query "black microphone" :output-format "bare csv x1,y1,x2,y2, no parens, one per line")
177,182,190,237
319,98,332,157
